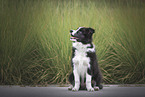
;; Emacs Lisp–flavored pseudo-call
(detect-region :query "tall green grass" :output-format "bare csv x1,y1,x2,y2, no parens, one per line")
0,0,145,85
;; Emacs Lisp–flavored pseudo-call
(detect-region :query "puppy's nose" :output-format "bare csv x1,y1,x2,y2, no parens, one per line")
70,30,73,33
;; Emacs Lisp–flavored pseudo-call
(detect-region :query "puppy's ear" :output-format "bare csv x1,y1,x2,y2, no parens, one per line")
89,28,95,33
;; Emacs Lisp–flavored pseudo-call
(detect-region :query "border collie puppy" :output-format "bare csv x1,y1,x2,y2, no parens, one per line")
68,27,103,92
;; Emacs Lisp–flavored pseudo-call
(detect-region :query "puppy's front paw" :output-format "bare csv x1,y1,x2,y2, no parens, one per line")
72,87,79,92
87,87,94,92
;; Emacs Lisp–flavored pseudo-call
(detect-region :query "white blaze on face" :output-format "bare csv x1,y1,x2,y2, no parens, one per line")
71,27,83,36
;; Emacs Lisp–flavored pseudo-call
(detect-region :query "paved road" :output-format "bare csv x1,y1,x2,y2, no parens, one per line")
0,85,145,97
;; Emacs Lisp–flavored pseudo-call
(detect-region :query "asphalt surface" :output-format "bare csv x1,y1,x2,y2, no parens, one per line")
0,85,145,97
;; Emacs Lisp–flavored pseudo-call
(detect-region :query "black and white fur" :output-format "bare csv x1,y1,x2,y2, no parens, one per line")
68,27,103,92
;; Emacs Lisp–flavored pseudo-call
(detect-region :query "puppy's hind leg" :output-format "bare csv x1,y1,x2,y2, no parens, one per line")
68,73,74,91
93,73,103,90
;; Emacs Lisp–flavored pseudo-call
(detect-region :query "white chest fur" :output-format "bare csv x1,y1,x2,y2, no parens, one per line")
72,42,91,76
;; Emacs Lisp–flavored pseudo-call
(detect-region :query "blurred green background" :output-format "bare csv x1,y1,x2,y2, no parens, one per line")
0,0,145,85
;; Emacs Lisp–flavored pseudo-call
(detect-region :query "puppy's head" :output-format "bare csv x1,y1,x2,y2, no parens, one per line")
70,27,95,44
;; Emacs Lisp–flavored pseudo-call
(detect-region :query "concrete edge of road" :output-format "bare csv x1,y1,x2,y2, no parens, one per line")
0,84,145,88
